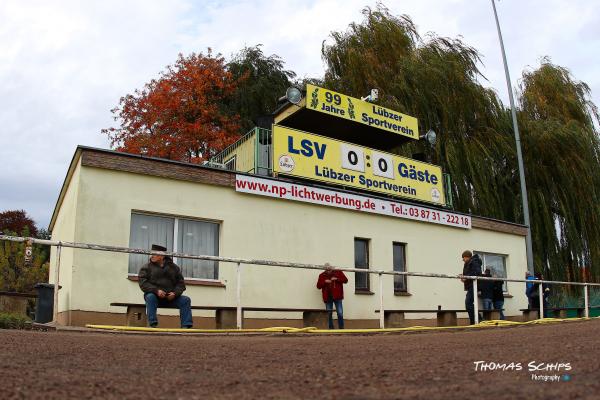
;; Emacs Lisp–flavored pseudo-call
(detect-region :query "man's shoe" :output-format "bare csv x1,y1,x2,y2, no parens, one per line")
149,323,158,328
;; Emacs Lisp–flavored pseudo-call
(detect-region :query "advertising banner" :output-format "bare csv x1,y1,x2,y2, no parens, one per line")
273,125,446,205
306,84,419,140
236,175,470,229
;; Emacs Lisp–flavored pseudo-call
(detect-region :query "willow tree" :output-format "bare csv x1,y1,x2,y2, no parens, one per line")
321,5,600,282
227,45,296,132
322,5,516,220
518,60,600,282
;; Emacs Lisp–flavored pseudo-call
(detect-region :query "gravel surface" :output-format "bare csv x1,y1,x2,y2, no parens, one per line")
1,319,599,399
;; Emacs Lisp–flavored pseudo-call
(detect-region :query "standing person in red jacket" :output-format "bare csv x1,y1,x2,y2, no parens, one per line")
316,263,348,329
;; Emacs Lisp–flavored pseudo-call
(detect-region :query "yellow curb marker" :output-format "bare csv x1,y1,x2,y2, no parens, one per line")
86,316,598,334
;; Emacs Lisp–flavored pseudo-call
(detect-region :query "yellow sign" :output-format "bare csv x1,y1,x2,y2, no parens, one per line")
273,125,445,205
306,84,419,140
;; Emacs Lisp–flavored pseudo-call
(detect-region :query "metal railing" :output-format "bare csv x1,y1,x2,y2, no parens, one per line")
2,234,598,329
210,127,272,175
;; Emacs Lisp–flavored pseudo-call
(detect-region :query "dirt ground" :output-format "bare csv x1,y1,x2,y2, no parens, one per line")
1,319,599,400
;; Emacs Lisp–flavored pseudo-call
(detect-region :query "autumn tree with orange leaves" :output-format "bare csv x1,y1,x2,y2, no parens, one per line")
103,51,242,163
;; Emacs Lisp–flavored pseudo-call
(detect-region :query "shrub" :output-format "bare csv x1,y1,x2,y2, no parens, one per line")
0,312,31,329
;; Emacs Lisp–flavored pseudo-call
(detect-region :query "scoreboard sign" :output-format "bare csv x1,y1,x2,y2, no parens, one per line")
273,125,446,205
306,84,419,140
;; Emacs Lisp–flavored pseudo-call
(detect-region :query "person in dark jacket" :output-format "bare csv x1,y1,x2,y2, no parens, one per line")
316,263,348,329
479,268,494,316
527,272,551,318
492,272,505,320
138,244,193,328
459,250,482,324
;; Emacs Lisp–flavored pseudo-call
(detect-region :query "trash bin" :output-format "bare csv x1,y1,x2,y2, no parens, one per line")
34,283,56,323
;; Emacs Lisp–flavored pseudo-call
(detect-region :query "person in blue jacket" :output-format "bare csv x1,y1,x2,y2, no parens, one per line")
525,271,536,308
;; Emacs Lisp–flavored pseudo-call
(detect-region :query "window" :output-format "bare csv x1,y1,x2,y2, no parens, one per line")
393,243,407,292
475,251,508,292
128,213,219,279
177,218,219,279
354,238,370,291
128,214,174,273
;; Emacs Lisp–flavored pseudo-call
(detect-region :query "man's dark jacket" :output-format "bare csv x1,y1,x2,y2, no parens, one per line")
138,257,186,296
527,279,551,303
492,281,504,302
479,274,495,299
463,254,482,290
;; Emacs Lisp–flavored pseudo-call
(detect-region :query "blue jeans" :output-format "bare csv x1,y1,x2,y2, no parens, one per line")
483,298,493,311
325,299,344,329
493,300,505,320
144,292,193,328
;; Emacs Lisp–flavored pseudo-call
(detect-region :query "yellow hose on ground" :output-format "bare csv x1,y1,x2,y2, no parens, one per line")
86,316,598,334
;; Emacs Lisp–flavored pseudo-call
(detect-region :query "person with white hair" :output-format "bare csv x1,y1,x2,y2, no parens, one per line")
316,263,348,329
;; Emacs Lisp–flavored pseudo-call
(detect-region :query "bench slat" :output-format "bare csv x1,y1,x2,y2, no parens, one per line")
375,309,468,313
111,303,327,313
111,303,236,310
520,307,585,311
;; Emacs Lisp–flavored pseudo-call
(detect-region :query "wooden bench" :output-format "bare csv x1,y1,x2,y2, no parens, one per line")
521,306,600,320
235,307,333,329
0,291,36,317
375,309,461,327
375,308,504,327
110,303,331,329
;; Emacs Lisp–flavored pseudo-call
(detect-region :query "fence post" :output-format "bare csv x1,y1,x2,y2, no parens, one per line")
378,272,384,329
584,284,589,319
473,277,479,324
236,262,242,329
539,282,544,319
52,244,62,325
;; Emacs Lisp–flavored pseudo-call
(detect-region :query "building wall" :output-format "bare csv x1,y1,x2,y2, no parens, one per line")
49,159,82,320
49,161,528,325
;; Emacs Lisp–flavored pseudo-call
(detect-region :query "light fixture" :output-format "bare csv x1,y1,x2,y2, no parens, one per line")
420,129,437,146
278,87,303,105
361,88,379,102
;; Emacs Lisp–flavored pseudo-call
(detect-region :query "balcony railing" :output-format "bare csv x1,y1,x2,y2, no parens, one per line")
209,127,272,175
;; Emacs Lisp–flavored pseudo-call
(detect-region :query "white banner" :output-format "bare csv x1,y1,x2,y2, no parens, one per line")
235,175,471,229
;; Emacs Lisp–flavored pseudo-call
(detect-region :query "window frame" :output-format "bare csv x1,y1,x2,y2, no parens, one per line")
474,251,508,293
128,211,221,281
354,237,371,293
392,242,408,293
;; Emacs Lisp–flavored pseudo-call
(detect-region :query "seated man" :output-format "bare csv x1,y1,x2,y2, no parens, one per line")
138,244,193,328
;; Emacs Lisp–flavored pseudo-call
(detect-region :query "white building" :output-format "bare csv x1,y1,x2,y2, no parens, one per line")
49,86,528,328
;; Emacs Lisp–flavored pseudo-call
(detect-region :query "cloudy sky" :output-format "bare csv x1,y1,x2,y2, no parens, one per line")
1,0,598,229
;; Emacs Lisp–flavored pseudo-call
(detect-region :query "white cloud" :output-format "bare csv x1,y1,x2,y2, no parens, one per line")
0,0,598,228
